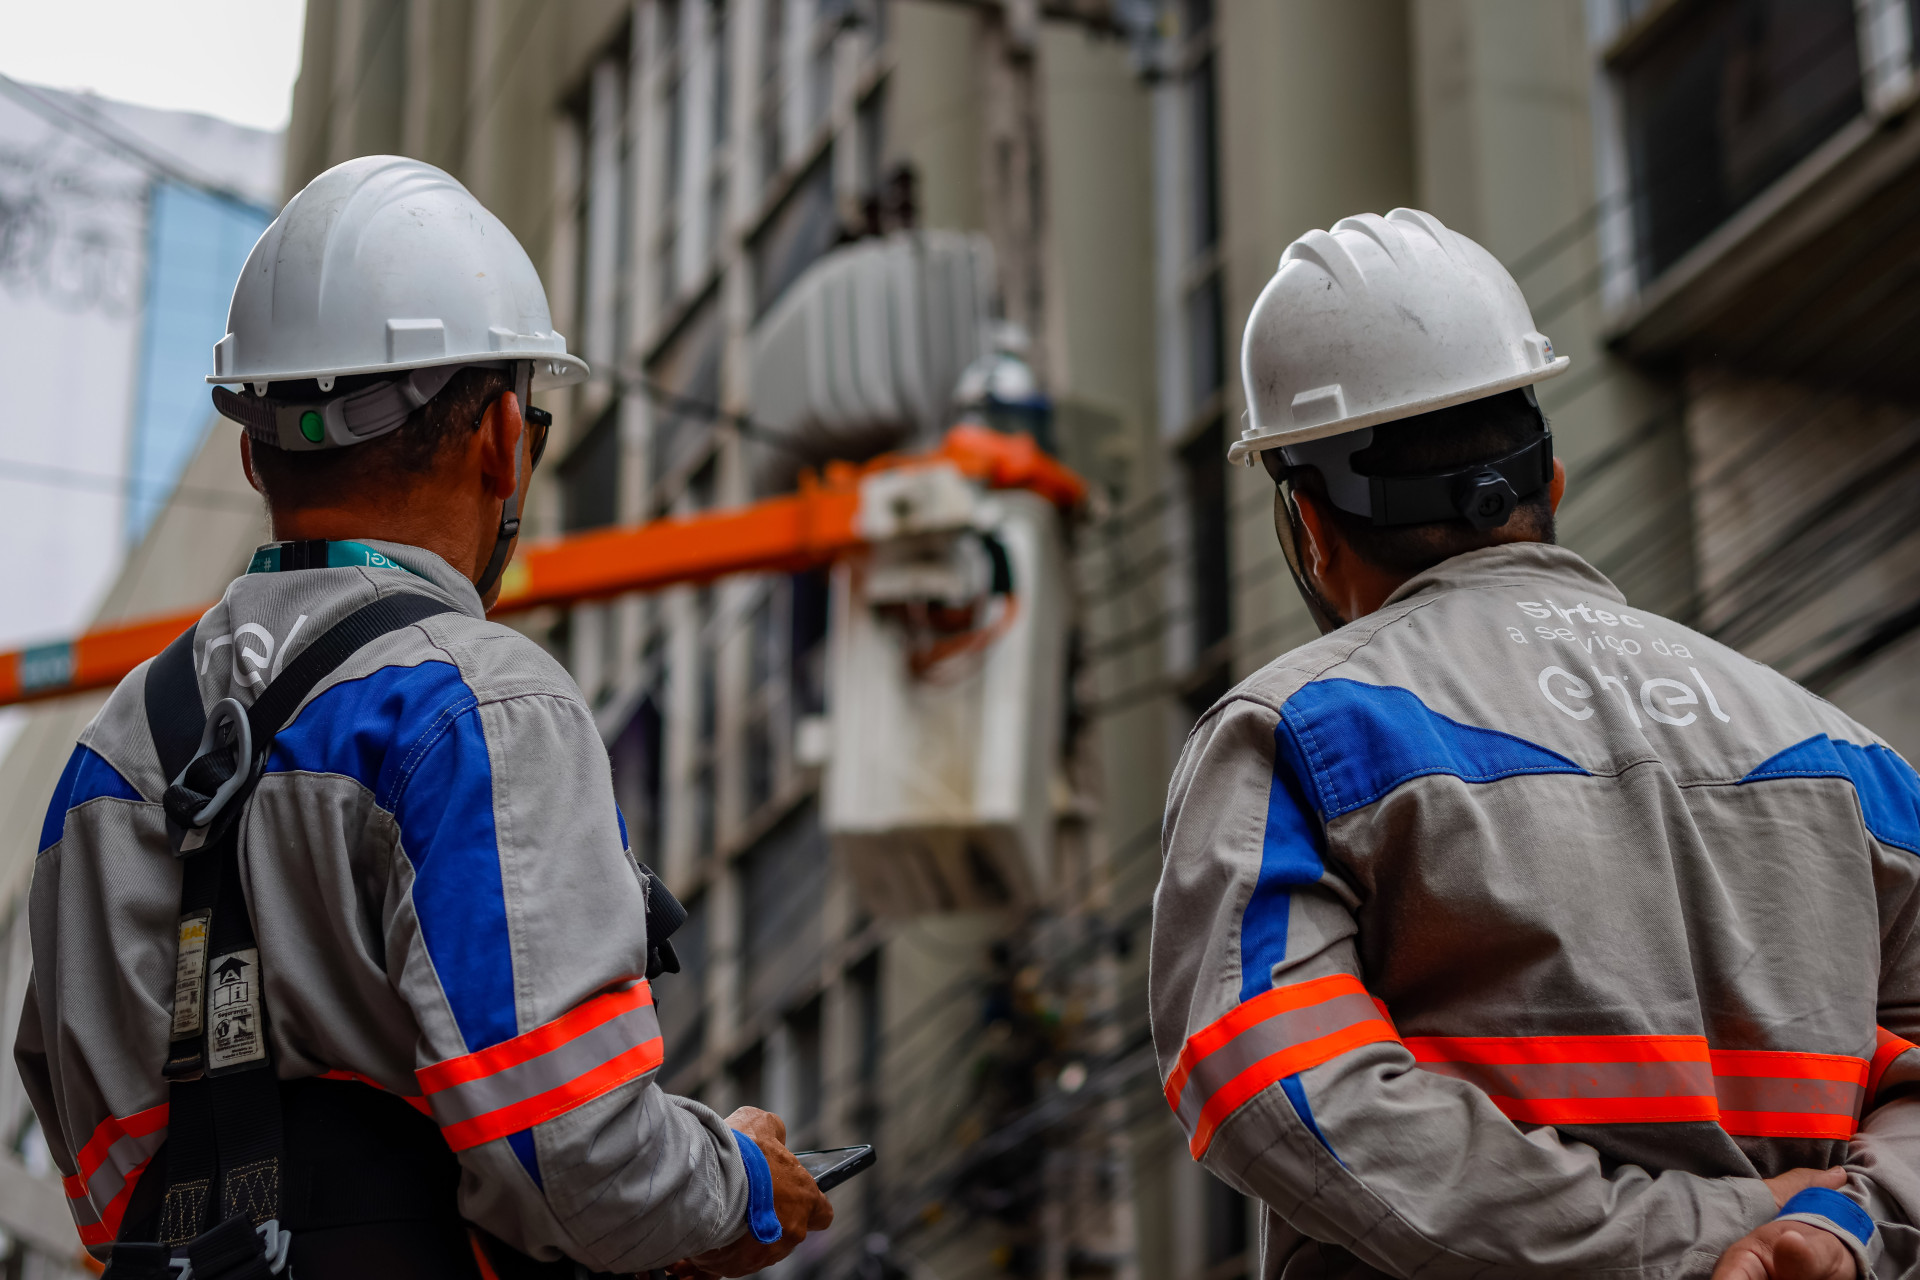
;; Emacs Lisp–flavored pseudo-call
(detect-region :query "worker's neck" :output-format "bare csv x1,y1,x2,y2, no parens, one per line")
1311,552,1414,622
266,501,489,587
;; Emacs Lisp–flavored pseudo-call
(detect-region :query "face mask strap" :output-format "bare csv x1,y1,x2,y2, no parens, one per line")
473,362,535,601
1265,460,1349,636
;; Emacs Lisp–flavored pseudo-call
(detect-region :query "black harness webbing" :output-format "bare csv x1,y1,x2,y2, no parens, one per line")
108,593,457,1279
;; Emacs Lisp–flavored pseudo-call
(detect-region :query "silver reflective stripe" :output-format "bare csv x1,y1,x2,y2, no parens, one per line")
1173,991,1380,1135
1416,1058,1715,1101
1715,1075,1863,1116
84,1125,167,1215
428,1001,663,1127
66,1190,102,1226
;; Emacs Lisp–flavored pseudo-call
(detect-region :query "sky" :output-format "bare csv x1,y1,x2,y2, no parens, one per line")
0,0,307,132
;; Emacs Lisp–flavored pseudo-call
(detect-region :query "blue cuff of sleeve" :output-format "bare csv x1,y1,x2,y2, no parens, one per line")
1777,1187,1874,1277
732,1130,783,1244
1778,1188,1873,1245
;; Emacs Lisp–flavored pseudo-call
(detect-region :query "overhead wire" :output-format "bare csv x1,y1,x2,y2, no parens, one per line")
0,72,274,218
0,458,260,512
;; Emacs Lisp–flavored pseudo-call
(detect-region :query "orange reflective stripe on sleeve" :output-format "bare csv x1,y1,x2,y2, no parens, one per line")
1164,973,1399,1159
1867,1026,1917,1105
417,980,664,1152
1711,1049,1866,1139
66,1103,168,1248
1406,1035,1720,1126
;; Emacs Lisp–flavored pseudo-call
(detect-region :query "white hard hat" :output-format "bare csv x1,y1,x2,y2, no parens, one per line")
209,155,586,450
1229,208,1567,467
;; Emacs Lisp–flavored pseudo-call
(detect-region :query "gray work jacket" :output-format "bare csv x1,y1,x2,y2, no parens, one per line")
1151,542,1920,1279
18,540,753,1269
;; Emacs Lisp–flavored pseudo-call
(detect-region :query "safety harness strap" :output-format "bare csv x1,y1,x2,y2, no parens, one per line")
114,592,457,1275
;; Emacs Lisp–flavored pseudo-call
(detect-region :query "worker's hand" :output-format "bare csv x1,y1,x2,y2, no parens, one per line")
665,1107,834,1279
1709,1169,1856,1280
1710,1220,1856,1280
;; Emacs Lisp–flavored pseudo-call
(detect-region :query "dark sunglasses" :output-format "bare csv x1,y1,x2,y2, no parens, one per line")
526,404,551,468
475,395,552,469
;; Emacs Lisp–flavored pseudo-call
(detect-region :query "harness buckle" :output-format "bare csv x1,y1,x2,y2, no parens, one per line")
164,699,256,855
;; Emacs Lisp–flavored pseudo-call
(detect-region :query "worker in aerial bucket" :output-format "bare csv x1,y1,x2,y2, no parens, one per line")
16,155,830,1278
1149,208,1920,1280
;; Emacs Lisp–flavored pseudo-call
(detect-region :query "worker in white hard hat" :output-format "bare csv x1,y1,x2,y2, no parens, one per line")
1148,208,1920,1280
16,155,830,1278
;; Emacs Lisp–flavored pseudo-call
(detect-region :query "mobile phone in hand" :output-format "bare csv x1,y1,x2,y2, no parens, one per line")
793,1144,875,1191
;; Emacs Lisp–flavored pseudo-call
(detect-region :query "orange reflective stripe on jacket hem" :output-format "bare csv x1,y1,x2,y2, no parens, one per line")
1711,1049,1865,1139
1868,1026,1917,1104
417,980,664,1152
1408,1037,1867,1138
1165,977,1880,1159
1406,1035,1720,1126
1165,973,1399,1159
65,1103,168,1248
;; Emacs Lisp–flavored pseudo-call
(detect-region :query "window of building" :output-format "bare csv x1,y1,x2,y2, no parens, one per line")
575,51,632,375
704,0,732,269
710,0,731,146
738,799,829,1020
560,401,622,532
784,997,825,1147
730,1038,765,1111
1203,1177,1250,1280
743,586,782,816
759,0,789,187
808,0,848,137
610,636,668,866
1187,52,1218,254
658,889,708,1086
751,157,839,317
655,1,688,308
790,569,830,716
849,950,881,1123
1178,420,1232,713
646,297,724,511
1181,43,1223,414
1617,0,1862,281
1185,271,1223,410
689,585,719,861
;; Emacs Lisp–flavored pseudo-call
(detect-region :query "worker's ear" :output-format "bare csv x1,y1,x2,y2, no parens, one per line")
1548,455,1566,514
477,391,525,502
238,431,267,498
1289,485,1339,584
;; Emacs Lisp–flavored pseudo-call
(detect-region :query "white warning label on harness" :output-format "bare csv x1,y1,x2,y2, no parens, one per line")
207,947,266,1070
169,910,211,1039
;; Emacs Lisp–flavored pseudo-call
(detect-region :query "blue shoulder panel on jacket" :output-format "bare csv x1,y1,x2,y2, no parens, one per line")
1278,679,1589,820
506,1129,542,1187
1743,735,1920,855
268,661,518,1052
38,744,143,853
1241,727,1323,1003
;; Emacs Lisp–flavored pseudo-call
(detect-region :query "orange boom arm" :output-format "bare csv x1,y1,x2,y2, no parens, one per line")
0,428,1084,708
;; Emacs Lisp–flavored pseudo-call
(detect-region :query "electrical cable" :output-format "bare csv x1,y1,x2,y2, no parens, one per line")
0,72,274,217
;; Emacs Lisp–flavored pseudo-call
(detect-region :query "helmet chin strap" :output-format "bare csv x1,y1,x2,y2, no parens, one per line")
1272,485,1348,635
473,363,531,601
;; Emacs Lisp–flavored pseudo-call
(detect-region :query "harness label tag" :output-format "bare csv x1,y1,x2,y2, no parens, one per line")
170,910,211,1039
207,947,266,1070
